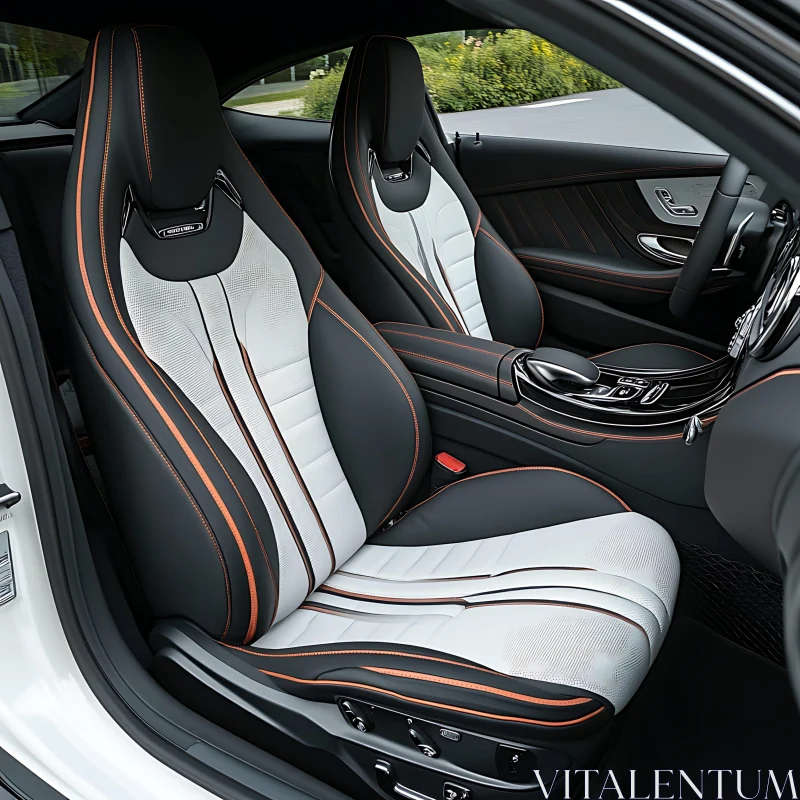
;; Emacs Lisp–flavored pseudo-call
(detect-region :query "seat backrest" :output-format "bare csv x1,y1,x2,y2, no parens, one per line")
62,25,430,644
330,35,543,349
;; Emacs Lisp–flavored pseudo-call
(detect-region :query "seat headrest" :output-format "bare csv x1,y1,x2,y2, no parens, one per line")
358,36,426,165
110,25,227,211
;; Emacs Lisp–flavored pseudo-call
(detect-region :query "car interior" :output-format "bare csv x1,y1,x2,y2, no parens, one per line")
0,3,799,798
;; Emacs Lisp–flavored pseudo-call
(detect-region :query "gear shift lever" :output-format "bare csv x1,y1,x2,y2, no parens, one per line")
523,347,600,391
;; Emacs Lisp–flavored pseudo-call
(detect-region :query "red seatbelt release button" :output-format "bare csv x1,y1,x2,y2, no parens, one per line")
434,452,467,475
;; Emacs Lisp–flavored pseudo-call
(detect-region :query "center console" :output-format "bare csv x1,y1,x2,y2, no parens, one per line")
515,347,736,429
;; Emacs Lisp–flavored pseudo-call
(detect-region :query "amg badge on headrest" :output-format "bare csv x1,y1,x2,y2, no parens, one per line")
158,222,205,239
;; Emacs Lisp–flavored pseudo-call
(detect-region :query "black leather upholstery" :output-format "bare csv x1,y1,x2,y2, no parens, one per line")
62,26,680,781
375,322,514,398
63,25,430,641
374,466,628,546
329,34,713,366
591,343,713,370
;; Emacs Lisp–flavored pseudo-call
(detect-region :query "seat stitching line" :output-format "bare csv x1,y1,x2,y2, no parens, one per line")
517,254,678,279
518,403,716,441
361,667,594,707
376,328,511,357
401,466,629,516
131,28,152,181
79,31,265,638
237,336,336,573
477,227,544,346
308,267,324,322
478,163,720,194
90,348,232,638
258,670,608,726
317,300,419,525
589,342,713,362
530,266,670,293
344,38,459,332
393,348,498,383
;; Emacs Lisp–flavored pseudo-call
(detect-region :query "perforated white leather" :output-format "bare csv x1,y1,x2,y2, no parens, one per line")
254,512,680,711
372,166,491,339
120,213,366,623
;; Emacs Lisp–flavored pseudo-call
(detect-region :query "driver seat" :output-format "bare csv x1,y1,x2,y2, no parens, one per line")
329,34,712,370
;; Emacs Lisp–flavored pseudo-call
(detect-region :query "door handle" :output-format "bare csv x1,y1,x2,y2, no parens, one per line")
637,233,694,264
655,187,698,217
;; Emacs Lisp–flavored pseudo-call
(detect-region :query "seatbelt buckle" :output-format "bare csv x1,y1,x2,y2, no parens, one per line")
432,452,467,491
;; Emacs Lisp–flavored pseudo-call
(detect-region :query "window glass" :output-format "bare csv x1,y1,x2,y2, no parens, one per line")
224,49,350,120
0,24,88,115
225,30,619,123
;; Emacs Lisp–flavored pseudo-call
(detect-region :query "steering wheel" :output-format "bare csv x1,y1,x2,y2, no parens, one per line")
669,156,750,318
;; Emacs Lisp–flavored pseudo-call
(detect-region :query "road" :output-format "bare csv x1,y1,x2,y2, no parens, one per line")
440,88,725,154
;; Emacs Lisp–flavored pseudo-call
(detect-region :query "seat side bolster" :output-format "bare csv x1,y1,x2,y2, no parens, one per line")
309,279,431,532
474,217,544,350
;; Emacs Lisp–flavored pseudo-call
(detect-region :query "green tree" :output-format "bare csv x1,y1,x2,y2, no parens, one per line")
302,62,346,120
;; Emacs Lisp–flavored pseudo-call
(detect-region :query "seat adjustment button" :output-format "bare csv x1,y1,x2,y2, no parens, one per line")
409,726,439,758
338,699,373,732
497,744,536,782
443,782,471,800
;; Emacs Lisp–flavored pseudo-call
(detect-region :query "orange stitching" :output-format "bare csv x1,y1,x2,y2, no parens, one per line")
308,267,324,322
212,360,315,597
402,464,630,516
393,348,498,384
77,32,262,641
258,669,606,727
240,343,336,573
529,265,670,293
478,227,544,346
362,667,592,706
376,327,510,357
90,349,232,638
131,28,152,181
343,38,458,333
318,300,419,525
589,343,713,362
221,642,507,677
478,163,720,194
518,254,678,280
727,368,800,401
472,209,482,238
518,403,715,442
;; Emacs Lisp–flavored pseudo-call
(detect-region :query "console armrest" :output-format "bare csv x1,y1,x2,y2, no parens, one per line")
375,323,518,399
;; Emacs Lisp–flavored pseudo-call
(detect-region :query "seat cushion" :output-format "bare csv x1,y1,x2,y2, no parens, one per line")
590,343,714,370
237,467,679,730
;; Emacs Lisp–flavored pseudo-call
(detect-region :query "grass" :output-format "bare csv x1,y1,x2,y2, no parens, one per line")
225,87,307,108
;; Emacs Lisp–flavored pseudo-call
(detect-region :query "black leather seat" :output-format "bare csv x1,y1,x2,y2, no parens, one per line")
62,25,679,787
329,35,712,371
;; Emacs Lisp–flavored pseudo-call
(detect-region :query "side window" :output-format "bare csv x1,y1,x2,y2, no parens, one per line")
224,30,619,127
224,49,350,120
0,24,87,115
409,29,622,132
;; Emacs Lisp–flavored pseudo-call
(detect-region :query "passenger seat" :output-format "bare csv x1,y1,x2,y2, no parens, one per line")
62,24,679,792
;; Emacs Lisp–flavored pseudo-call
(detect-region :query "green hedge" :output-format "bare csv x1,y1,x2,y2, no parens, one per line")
419,29,621,113
298,29,621,119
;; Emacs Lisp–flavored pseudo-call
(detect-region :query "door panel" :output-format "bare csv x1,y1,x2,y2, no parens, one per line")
457,135,752,346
